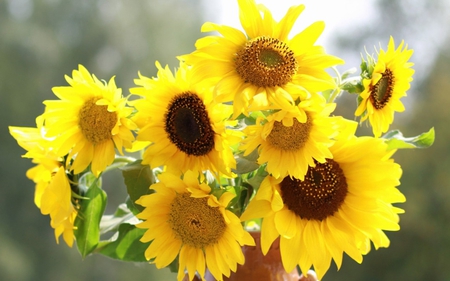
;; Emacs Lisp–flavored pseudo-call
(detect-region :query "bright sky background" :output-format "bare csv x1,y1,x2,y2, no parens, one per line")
207,0,375,47
202,0,378,69
205,0,447,82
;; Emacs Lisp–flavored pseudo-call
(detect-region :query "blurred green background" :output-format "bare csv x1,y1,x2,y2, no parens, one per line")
1,0,448,280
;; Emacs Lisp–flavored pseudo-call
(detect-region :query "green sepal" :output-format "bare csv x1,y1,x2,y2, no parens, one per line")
360,50,376,80
360,57,370,79
355,94,366,118
95,223,149,262
341,79,364,94
74,173,107,258
384,127,435,150
121,160,155,215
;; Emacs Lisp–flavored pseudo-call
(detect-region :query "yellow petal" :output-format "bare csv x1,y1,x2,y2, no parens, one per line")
238,0,263,39
201,22,247,46
279,235,302,272
153,236,182,268
289,21,325,54
275,5,305,41
274,209,298,239
240,199,272,222
260,213,279,255
205,246,221,281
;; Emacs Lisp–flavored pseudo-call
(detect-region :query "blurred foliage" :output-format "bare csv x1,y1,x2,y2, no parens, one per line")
1,0,450,280
0,0,205,280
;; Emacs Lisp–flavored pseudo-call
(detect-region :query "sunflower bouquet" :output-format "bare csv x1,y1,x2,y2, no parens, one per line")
9,0,434,281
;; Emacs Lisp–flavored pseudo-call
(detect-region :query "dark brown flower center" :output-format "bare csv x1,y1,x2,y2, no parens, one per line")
78,97,117,144
266,116,312,151
279,159,348,221
235,36,297,88
164,92,215,156
169,193,226,248
369,69,394,109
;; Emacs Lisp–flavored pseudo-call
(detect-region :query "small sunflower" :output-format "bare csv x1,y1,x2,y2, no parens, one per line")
9,123,77,247
241,102,337,180
240,126,405,279
38,166,78,247
180,0,343,116
355,37,414,137
130,62,239,176
41,65,136,177
136,170,255,281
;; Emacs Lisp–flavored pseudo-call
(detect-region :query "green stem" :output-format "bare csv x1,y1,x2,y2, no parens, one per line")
114,155,137,164
328,87,342,103
104,155,137,173
328,66,342,103
332,66,342,85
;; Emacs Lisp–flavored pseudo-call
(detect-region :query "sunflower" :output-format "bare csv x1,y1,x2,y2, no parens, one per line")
130,61,239,176
240,123,405,279
41,65,136,177
240,102,338,180
135,170,255,281
9,122,77,247
355,36,414,137
38,166,78,247
180,0,343,117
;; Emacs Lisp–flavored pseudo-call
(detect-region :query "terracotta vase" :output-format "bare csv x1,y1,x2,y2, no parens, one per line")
205,231,300,281
182,232,321,281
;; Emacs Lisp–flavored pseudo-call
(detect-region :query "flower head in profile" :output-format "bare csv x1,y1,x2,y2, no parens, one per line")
241,102,337,180
41,65,136,177
37,166,78,247
240,121,405,279
355,37,414,137
136,170,255,281
180,0,343,117
130,62,239,177
9,121,77,247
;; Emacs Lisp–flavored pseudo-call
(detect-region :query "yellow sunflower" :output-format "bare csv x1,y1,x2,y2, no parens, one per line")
9,122,77,247
130,62,239,177
240,123,405,279
355,36,414,137
135,170,255,281
240,102,337,180
41,65,136,177
38,166,78,247
180,0,344,117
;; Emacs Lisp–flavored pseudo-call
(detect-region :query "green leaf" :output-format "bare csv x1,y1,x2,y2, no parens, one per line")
74,174,107,258
242,110,265,126
341,79,364,94
340,67,357,80
228,184,251,217
96,223,149,262
246,165,268,191
125,196,140,216
234,149,260,174
384,127,435,150
168,258,179,273
121,160,155,214
99,203,135,235
321,88,333,102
